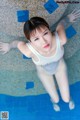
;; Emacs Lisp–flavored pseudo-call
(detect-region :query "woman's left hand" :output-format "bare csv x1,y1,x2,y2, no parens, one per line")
67,8,80,22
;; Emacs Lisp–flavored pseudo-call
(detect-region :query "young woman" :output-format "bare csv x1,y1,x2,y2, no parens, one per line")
0,9,80,111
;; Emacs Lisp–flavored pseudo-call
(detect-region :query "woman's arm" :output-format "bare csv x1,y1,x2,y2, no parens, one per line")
0,40,19,54
55,9,80,46
17,41,32,57
56,24,67,46
0,40,31,57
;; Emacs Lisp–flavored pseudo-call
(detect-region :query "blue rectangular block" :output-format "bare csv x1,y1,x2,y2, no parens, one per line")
65,25,77,39
44,0,59,14
23,54,31,59
17,10,29,22
26,82,34,89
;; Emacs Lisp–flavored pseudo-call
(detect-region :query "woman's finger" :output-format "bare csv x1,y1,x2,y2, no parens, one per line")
0,42,4,45
0,42,3,43
75,12,80,16
74,11,80,15
2,51,7,54
73,19,77,22
71,8,78,14
0,46,2,48
75,14,80,18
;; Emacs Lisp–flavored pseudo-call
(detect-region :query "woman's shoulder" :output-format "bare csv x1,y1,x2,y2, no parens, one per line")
52,29,67,46
17,41,32,58
56,25,67,45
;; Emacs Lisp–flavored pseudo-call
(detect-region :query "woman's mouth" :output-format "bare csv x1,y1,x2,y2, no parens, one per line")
43,44,50,48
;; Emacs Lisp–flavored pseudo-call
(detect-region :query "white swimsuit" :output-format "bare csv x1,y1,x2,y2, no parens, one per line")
26,32,64,75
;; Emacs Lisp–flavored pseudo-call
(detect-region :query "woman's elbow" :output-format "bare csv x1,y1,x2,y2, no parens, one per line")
62,38,67,45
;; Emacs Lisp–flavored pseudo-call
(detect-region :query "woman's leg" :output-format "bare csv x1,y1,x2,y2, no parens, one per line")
36,66,60,111
55,58,75,109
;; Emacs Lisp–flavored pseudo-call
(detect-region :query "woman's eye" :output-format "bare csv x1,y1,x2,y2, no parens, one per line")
44,32,48,35
34,38,39,41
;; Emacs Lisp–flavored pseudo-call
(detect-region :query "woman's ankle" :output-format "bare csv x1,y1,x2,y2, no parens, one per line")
69,98,75,110
53,103,60,112
50,98,60,112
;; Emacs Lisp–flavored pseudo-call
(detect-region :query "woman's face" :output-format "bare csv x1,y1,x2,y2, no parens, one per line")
30,26,53,53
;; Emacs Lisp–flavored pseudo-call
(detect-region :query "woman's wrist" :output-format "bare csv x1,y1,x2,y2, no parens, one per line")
9,40,20,49
58,16,70,28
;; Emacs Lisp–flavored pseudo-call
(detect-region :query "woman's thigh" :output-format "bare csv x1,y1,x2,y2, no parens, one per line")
36,65,59,103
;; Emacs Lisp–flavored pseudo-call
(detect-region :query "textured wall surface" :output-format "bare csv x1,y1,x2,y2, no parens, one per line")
0,0,80,96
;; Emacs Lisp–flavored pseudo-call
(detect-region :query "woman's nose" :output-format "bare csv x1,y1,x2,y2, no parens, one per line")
41,38,47,44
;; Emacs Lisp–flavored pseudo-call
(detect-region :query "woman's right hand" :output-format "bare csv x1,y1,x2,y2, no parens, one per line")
0,42,11,54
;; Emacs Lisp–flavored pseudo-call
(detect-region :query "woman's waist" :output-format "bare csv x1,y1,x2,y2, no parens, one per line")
32,53,64,66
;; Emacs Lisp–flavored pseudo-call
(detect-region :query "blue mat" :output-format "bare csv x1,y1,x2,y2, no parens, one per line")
0,81,80,120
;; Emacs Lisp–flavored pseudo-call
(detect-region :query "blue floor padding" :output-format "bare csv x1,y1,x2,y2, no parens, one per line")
23,54,31,59
65,25,77,39
17,10,29,22
26,81,34,89
0,81,80,120
44,0,59,14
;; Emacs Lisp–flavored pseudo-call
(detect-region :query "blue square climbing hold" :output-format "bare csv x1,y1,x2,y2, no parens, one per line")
26,82,34,89
65,25,77,39
23,54,31,59
17,10,29,22
44,0,59,14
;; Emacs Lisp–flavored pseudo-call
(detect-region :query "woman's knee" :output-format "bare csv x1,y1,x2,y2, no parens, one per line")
51,95,59,103
62,96,70,103
55,97,59,103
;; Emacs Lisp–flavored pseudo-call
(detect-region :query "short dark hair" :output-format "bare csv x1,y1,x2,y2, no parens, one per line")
23,16,50,41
